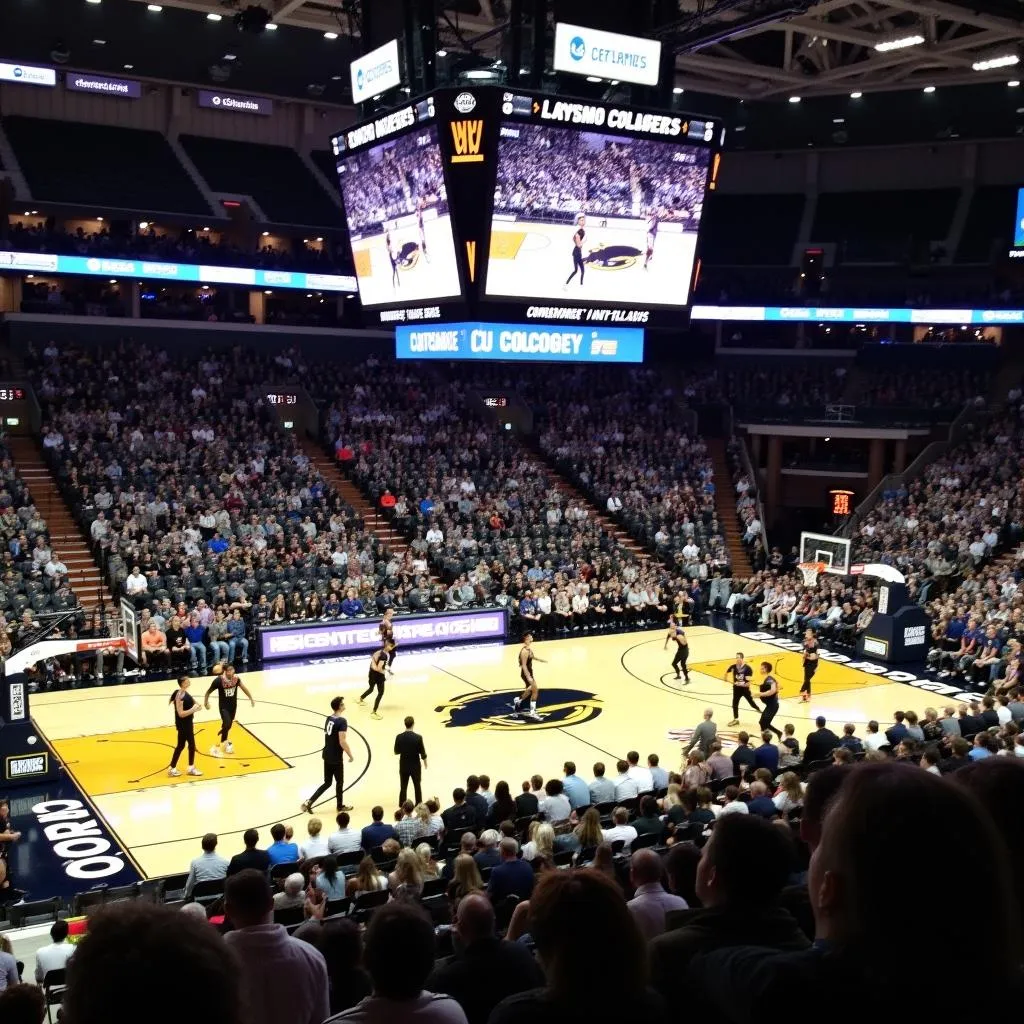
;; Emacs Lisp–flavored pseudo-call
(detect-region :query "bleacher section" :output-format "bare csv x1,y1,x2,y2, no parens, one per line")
2,117,211,215
179,136,343,227
811,189,958,262
699,193,804,264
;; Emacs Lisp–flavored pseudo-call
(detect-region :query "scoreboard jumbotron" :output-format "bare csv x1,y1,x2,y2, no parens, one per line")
329,86,722,341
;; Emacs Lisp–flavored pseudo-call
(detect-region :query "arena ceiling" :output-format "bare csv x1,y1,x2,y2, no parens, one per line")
9,0,1024,101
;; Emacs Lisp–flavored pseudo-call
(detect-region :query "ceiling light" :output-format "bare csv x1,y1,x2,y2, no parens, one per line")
1010,80,1021,87
139,221,149,229
586,76,601,83
324,31,338,40
86,0,101,4
266,22,277,30
972,53,1019,71
833,117,845,124
673,86,684,95
316,236,323,242
147,4,162,10
875,34,924,53
224,53,236,60
262,230,270,236
96,216,103,221
124,63,134,69
437,49,448,57
789,95,801,103
207,12,222,20
93,38,106,45
850,91,863,98
923,85,935,93
331,74,341,80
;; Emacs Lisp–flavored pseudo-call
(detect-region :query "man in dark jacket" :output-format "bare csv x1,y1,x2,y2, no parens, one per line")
803,717,841,764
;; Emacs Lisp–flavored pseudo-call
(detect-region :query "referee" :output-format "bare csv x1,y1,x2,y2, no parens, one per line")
394,716,427,806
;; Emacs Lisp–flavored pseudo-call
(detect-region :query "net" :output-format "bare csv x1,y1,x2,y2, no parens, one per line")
798,561,827,587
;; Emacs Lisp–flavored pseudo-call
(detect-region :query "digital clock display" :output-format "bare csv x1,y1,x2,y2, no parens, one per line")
0,389,25,402
483,396,508,408
266,394,298,406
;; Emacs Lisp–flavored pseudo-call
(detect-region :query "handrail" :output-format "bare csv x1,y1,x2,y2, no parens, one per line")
736,432,769,558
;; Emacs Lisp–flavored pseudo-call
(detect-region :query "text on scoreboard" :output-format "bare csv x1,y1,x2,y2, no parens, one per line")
395,321,644,362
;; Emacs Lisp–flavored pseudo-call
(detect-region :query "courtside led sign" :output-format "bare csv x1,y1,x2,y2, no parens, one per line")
65,73,142,98
197,90,273,116
553,22,662,87
0,61,56,87
396,321,644,362
690,305,1024,325
350,38,401,104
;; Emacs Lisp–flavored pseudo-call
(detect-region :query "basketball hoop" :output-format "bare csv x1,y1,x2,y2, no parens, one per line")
798,561,827,587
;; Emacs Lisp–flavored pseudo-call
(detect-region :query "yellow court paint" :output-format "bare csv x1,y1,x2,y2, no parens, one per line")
691,654,886,699
488,230,527,260
30,627,921,879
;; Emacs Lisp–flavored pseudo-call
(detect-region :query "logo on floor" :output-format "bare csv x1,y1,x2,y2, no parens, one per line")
436,688,603,731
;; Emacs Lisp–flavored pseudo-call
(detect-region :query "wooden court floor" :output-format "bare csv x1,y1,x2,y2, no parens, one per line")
30,625,920,879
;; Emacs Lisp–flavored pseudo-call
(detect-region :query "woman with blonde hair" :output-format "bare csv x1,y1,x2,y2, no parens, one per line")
573,807,603,851
660,782,683,814
344,856,388,899
772,771,805,814
388,847,424,902
522,822,555,863
415,842,440,878
414,801,442,837
446,853,483,914
299,817,329,860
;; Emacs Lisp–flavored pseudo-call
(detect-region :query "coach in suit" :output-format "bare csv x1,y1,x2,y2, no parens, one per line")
394,715,427,805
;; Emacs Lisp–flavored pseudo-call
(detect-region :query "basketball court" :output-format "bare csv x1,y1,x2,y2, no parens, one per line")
27,616,930,883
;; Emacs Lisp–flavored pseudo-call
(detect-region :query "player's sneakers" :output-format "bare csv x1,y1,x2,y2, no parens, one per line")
224,742,234,754
168,767,181,777
187,766,203,776
512,698,521,710
370,712,383,720
356,697,367,706
300,801,313,814
210,745,222,758
727,718,740,727
524,711,543,722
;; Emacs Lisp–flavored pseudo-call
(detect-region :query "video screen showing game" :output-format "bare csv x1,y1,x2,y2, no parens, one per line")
335,123,461,307
484,121,711,307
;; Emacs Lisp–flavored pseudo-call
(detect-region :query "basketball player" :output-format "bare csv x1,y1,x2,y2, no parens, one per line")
801,628,819,702
512,633,546,721
757,660,782,738
385,228,400,288
301,695,354,814
564,214,587,288
168,676,202,777
644,208,659,269
357,641,394,720
379,607,398,676
416,196,430,262
664,616,690,683
724,652,759,727
204,663,255,757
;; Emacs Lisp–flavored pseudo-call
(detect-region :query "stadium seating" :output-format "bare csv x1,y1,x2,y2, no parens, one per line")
2,116,211,215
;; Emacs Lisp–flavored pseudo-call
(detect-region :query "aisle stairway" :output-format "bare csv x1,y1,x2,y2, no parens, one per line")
707,438,753,576
7,436,113,612
300,437,411,559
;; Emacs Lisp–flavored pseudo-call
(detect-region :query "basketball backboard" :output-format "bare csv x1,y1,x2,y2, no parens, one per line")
799,532,851,575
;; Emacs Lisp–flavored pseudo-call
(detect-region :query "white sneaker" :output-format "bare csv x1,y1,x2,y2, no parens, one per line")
187,766,203,776
525,711,542,722
224,742,234,754
168,767,181,777
210,745,222,758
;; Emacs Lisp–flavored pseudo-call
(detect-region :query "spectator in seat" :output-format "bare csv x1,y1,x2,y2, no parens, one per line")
489,869,662,1024
227,609,249,664
185,613,208,674
165,615,191,672
325,902,466,1024
685,763,1022,1018
588,762,615,805
274,873,306,911
628,848,689,939
34,918,75,983
601,806,638,850
464,775,488,826
228,828,271,876
225,870,329,1024
139,621,169,675
804,716,841,764
62,902,242,1024
207,610,231,664
428,894,543,1024
648,813,808,999
538,779,571,824
360,806,398,851
266,823,299,865
340,588,364,618
185,832,229,899
0,983,45,1024
124,564,148,606
442,788,477,835
487,837,534,903
473,830,501,870
561,761,589,809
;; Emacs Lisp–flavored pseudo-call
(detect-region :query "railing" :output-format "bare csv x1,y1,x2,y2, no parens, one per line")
736,433,769,559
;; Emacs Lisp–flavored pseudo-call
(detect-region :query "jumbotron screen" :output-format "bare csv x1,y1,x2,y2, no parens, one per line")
484,119,712,307
332,116,461,308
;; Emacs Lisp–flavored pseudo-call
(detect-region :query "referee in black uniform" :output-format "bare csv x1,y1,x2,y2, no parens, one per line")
394,715,428,806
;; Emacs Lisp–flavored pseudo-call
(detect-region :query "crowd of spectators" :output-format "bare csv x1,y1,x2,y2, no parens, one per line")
3,221,349,273
493,125,708,223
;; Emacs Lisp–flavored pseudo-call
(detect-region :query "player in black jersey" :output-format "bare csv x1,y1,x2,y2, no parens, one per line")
757,660,782,738
385,229,400,288
801,629,819,702
416,196,430,262
204,663,254,757
379,608,398,676
301,695,354,813
664,615,690,682
564,215,587,288
358,641,394,719
512,633,546,721
168,676,203,777
724,652,760,727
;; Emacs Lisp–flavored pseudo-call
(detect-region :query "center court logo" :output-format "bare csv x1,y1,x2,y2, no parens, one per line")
436,688,602,731
569,36,586,61
587,243,642,271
